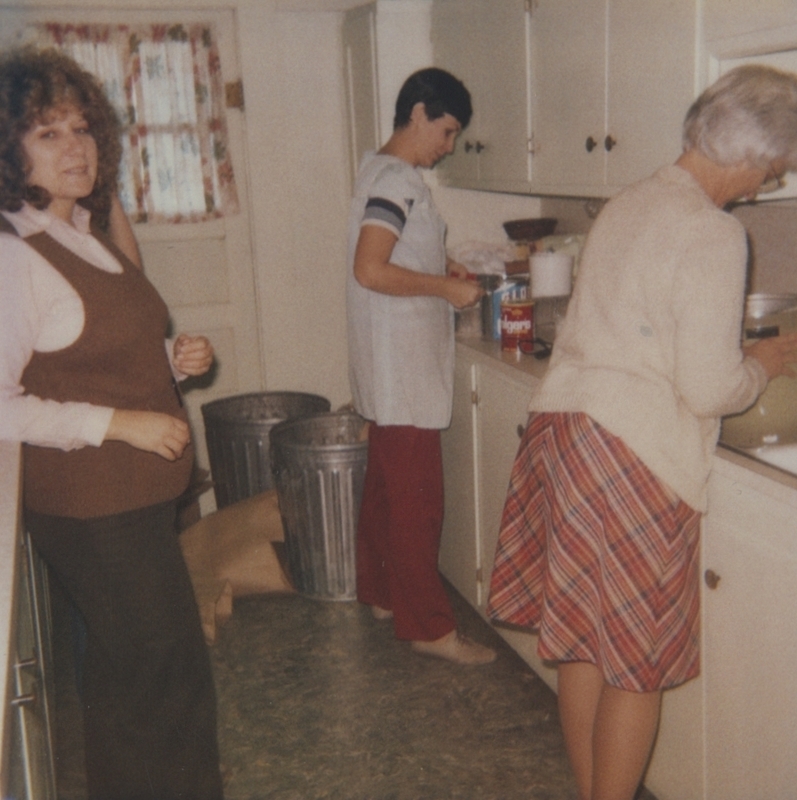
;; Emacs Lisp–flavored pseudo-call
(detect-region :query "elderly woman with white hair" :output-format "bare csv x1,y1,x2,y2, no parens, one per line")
487,64,797,800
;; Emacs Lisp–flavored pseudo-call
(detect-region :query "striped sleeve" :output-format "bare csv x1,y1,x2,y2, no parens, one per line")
361,197,407,237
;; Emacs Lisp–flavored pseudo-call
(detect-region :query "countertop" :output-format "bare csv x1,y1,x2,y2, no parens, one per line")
456,334,797,498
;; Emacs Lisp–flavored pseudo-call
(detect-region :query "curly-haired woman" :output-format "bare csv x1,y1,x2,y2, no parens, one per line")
0,47,222,799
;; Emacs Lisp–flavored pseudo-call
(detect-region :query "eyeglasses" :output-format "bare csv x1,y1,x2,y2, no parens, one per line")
758,164,787,194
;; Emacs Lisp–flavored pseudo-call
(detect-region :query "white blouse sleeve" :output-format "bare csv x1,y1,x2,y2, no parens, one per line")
0,235,114,450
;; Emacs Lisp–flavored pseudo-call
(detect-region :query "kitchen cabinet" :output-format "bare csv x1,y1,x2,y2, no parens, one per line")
474,369,533,609
441,344,539,611
1,443,57,799
441,341,797,800
430,0,532,193
699,457,797,800
704,0,797,47
529,0,699,196
6,535,57,800
702,4,797,201
439,357,479,607
440,342,558,689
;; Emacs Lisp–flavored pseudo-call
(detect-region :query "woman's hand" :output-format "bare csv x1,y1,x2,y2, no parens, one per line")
173,334,214,377
747,331,797,380
354,226,484,308
105,409,190,461
443,276,484,310
446,259,470,279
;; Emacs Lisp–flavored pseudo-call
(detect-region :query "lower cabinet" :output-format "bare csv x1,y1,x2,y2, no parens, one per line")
4,530,57,800
441,341,797,800
440,344,557,689
700,459,797,800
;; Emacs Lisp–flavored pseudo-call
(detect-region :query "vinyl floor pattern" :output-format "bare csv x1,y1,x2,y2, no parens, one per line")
50,580,659,800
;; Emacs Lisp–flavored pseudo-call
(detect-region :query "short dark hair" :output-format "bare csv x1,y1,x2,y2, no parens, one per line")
393,67,472,131
0,47,121,229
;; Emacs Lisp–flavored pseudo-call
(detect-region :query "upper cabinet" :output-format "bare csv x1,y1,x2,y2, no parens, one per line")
703,3,797,201
431,0,700,198
431,0,532,193
429,0,797,199
704,0,797,46
529,0,700,197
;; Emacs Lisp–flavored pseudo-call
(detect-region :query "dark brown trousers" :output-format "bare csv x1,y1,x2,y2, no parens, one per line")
26,501,223,800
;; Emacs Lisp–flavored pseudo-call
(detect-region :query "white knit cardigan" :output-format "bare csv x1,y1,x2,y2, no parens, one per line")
530,165,767,511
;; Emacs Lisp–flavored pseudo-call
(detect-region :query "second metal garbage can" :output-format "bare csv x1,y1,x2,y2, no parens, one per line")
201,391,331,509
270,412,368,601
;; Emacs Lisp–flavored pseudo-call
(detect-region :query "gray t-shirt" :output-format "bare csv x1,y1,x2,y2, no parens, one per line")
346,152,454,428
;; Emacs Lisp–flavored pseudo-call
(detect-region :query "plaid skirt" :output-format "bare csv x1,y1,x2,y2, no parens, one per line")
487,412,701,692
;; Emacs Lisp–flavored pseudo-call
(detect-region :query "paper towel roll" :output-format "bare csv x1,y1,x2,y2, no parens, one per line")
530,252,573,298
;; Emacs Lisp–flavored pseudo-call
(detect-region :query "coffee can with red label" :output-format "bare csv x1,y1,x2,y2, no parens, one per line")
500,299,534,352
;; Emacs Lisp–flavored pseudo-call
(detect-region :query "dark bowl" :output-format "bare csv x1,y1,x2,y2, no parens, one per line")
502,217,557,242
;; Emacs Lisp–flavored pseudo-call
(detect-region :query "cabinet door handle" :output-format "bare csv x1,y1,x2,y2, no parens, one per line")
604,135,617,152
585,136,598,152
14,655,38,671
704,569,721,590
11,692,37,709
464,140,473,153
475,141,485,153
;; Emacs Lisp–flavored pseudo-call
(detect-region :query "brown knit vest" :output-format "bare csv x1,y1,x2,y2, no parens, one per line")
2,215,194,518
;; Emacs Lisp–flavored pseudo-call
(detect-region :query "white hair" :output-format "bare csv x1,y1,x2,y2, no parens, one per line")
682,64,797,170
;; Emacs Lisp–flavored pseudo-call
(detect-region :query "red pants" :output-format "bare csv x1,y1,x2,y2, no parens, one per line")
356,424,456,641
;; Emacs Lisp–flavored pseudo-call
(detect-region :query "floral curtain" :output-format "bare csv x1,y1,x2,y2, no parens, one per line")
36,23,240,224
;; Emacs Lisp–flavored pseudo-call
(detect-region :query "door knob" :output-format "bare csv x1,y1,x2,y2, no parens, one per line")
464,140,474,153
475,141,485,153
585,136,597,152
704,569,721,590
604,135,617,152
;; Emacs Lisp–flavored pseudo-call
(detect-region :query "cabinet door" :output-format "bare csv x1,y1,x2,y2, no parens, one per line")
702,467,797,800
530,0,607,191
704,0,797,44
440,358,479,606
606,0,697,189
475,366,535,609
7,535,57,800
431,0,481,186
470,0,531,192
432,0,531,192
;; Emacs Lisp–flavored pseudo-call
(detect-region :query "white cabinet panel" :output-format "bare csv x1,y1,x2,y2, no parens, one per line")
431,0,531,192
701,466,797,800
529,0,699,197
475,367,533,609
440,359,479,606
606,0,697,188
529,0,607,190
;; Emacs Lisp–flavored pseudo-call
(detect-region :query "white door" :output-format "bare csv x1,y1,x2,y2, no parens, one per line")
0,6,263,512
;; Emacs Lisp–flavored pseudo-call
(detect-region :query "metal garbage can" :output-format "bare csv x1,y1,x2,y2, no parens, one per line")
201,391,331,509
270,412,368,601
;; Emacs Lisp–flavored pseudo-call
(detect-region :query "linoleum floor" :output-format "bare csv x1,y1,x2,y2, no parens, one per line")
50,580,659,800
